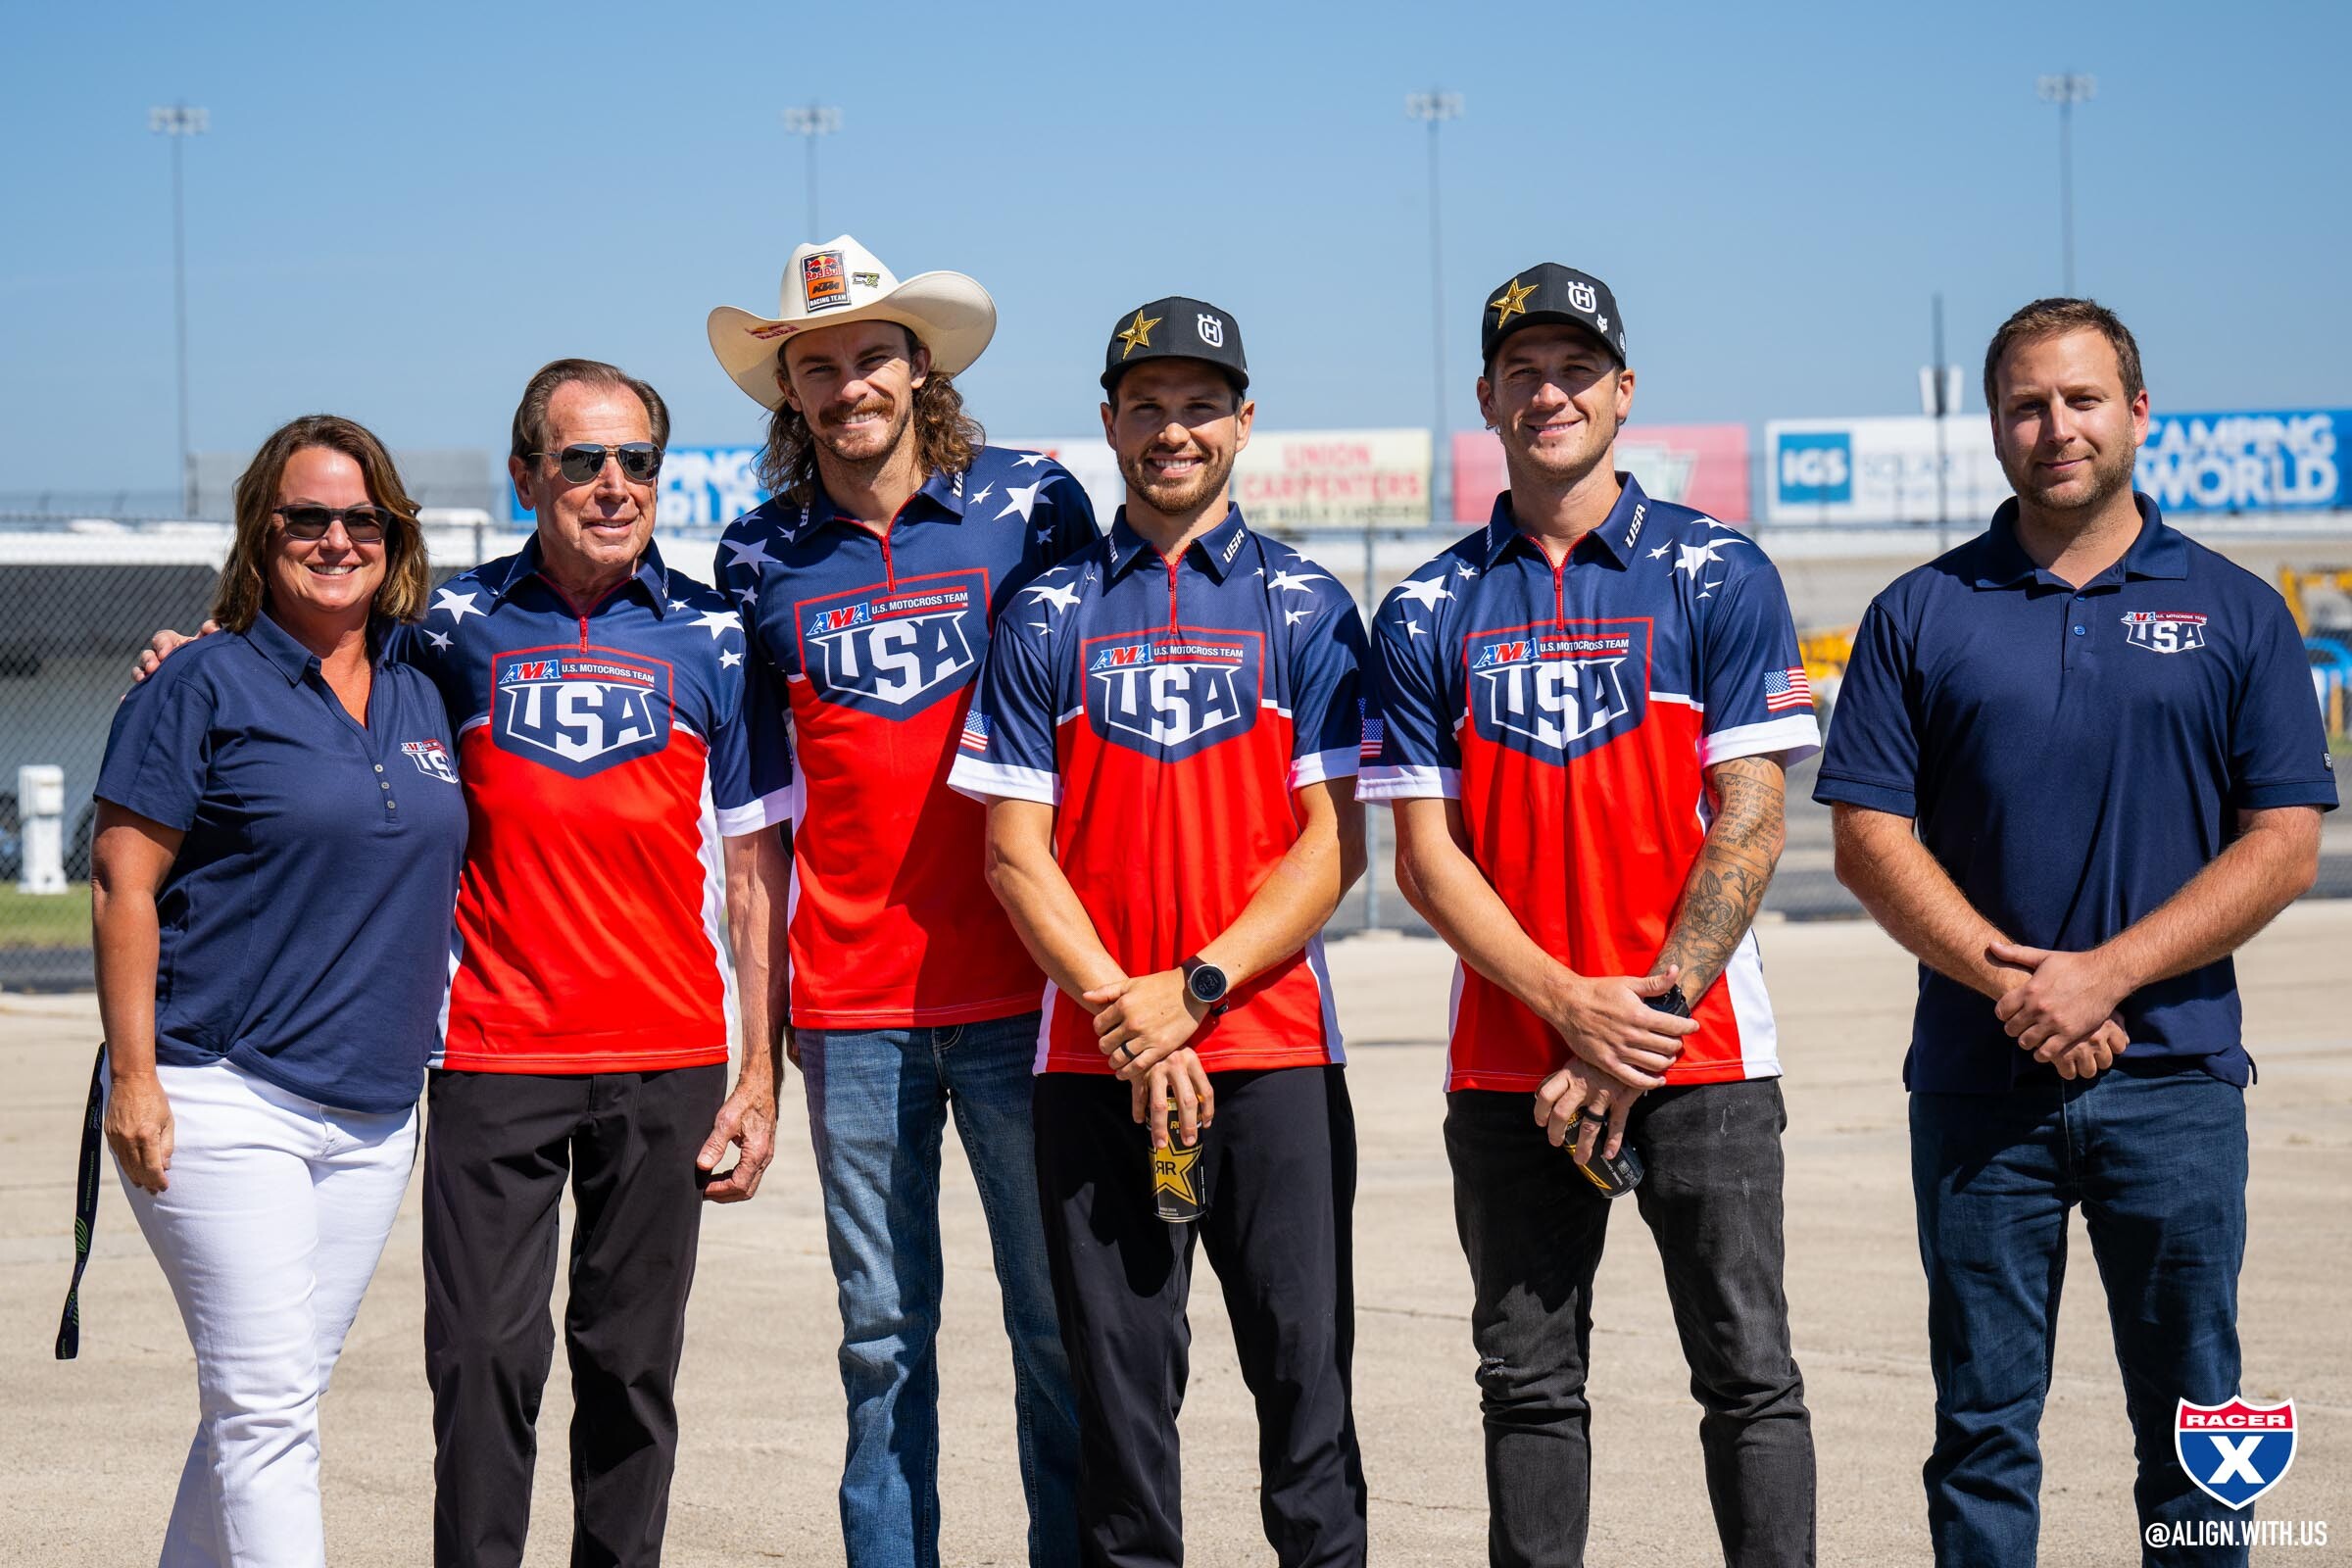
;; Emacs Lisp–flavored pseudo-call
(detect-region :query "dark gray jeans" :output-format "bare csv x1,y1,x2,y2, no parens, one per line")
1444,1078,1816,1568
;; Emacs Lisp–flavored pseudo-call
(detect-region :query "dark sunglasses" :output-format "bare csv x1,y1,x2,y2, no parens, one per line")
273,504,394,542
532,442,663,485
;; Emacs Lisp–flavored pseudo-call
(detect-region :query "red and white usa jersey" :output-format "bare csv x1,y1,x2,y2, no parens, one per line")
947,506,1369,1075
1358,476,1819,1092
395,537,777,1074
715,449,1099,1031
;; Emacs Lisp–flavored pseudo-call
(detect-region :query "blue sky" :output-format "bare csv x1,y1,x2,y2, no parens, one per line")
4,0,2346,493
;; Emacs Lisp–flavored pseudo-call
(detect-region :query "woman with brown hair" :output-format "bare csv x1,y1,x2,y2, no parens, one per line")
89,415,466,1566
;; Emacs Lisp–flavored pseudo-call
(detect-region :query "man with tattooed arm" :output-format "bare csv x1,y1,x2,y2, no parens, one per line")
1359,264,1821,1568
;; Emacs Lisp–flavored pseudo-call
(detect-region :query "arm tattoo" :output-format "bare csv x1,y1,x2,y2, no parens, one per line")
1652,755,1787,1003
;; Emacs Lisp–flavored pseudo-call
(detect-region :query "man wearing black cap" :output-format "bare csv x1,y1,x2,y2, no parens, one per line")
1360,266,1820,1566
949,297,1375,1567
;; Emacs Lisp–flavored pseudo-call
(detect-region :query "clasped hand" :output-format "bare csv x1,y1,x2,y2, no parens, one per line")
1988,942,2132,1080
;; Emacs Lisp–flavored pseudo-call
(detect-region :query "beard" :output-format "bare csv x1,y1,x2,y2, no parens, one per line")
810,394,914,470
1502,405,1618,488
2001,435,2136,515
1119,444,1236,519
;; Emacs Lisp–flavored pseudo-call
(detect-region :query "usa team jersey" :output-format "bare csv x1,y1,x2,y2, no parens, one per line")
716,447,1099,1030
947,506,1368,1075
394,536,776,1073
1359,476,1819,1092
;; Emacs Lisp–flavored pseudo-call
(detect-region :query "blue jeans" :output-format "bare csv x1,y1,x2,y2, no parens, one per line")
1911,1066,2250,1568
801,1011,1079,1568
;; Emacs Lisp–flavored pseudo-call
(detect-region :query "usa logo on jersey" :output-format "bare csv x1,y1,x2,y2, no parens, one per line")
795,567,989,716
2176,1396,2296,1510
1085,628,1264,760
492,647,674,778
2123,610,2210,656
1466,622,1648,762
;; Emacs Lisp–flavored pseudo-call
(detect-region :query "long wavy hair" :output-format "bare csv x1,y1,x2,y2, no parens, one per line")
757,328,984,504
214,415,430,632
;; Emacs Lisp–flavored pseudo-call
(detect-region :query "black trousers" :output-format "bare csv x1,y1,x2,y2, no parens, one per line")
1033,1065,1367,1568
421,1064,725,1568
1445,1080,1816,1568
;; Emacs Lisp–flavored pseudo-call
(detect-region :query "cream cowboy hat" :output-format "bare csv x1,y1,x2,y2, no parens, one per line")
707,235,997,410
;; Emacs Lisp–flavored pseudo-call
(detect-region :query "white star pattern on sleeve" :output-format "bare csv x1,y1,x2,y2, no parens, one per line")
1013,452,1053,468
433,588,482,623
668,598,690,611
424,629,452,650
1402,616,1429,638
1394,577,1451,611
694,609,741,640
1267,569,1329,594
735,586,758,606
968,483,994,509
723,536,778,570
720,647,744,668
1285,606,1315,626
995,480,1051,523
1674,538,1749,577
1023,580,1082,612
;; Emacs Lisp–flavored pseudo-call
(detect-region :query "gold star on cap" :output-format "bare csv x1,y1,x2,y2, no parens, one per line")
1490,277,1537,325
1116,308,1162,360
1152,1142,1201,1202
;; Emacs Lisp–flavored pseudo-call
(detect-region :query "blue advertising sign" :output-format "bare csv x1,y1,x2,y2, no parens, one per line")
509,444,770,526
2135,410,2350,514
1775,429,1853,507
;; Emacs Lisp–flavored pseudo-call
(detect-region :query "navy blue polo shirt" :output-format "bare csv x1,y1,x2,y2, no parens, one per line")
1815,495,2337,1094
95,612,468,1113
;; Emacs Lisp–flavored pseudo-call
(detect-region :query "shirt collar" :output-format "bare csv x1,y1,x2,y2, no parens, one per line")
1974,492,2187,590
242,607,394,684
798,466,969,538
1104,503,1251,583
489,532,674,615
1482,471,1649,570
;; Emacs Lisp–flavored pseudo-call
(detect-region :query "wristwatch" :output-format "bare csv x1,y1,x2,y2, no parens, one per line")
1643,983,1692,1019
1180,956,1230,1016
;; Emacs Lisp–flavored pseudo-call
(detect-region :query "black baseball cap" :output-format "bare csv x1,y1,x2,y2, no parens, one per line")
1480,264,1627,368
1101,296,1250,395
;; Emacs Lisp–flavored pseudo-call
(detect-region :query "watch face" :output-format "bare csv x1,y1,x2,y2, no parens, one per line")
1187,963,1229,1004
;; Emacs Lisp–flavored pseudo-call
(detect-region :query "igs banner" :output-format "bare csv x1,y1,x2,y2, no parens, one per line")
1452,424,1749,525
1765,417,2009,526
2135,410,2349,514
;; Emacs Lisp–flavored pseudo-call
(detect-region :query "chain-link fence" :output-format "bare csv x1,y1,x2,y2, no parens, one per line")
6,514,2347,988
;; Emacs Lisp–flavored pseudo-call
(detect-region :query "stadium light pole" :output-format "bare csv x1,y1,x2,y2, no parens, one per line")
2035,74,2095,295
783,105,842,239
1405,90,1462,522
150,104,208,515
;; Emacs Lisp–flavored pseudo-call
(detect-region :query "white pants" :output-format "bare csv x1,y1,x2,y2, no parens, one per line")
114,1058,416,1568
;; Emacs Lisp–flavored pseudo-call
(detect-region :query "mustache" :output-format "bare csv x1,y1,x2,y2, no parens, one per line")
820,398,894,427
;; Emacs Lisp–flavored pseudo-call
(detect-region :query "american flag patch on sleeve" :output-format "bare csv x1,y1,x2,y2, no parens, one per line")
1763,666,1813,712
1358,714,1386,760
958,711,991,754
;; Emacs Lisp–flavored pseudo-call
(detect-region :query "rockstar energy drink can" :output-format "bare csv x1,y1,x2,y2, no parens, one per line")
1151,1109,1208,1224
1565,1111,1643,1200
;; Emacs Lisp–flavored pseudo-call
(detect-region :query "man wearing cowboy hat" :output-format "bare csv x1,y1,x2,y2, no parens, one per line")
709,238,1097,1568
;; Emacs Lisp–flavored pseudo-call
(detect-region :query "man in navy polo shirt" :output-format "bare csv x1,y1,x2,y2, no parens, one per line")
1816,298,2335,1565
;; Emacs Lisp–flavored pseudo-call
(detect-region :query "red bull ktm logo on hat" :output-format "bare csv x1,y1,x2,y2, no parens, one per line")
803,251,848,312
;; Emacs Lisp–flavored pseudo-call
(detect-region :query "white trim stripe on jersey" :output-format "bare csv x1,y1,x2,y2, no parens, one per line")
1303,932,1346,1065
1288,749,1362,790
946,759,1061,807
1700,713,1821,769
696,773,742,1054
717,788,793,838
1354,763,1460,802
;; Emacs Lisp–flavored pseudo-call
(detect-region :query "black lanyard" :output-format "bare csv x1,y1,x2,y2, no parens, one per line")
55,1045,105,1360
